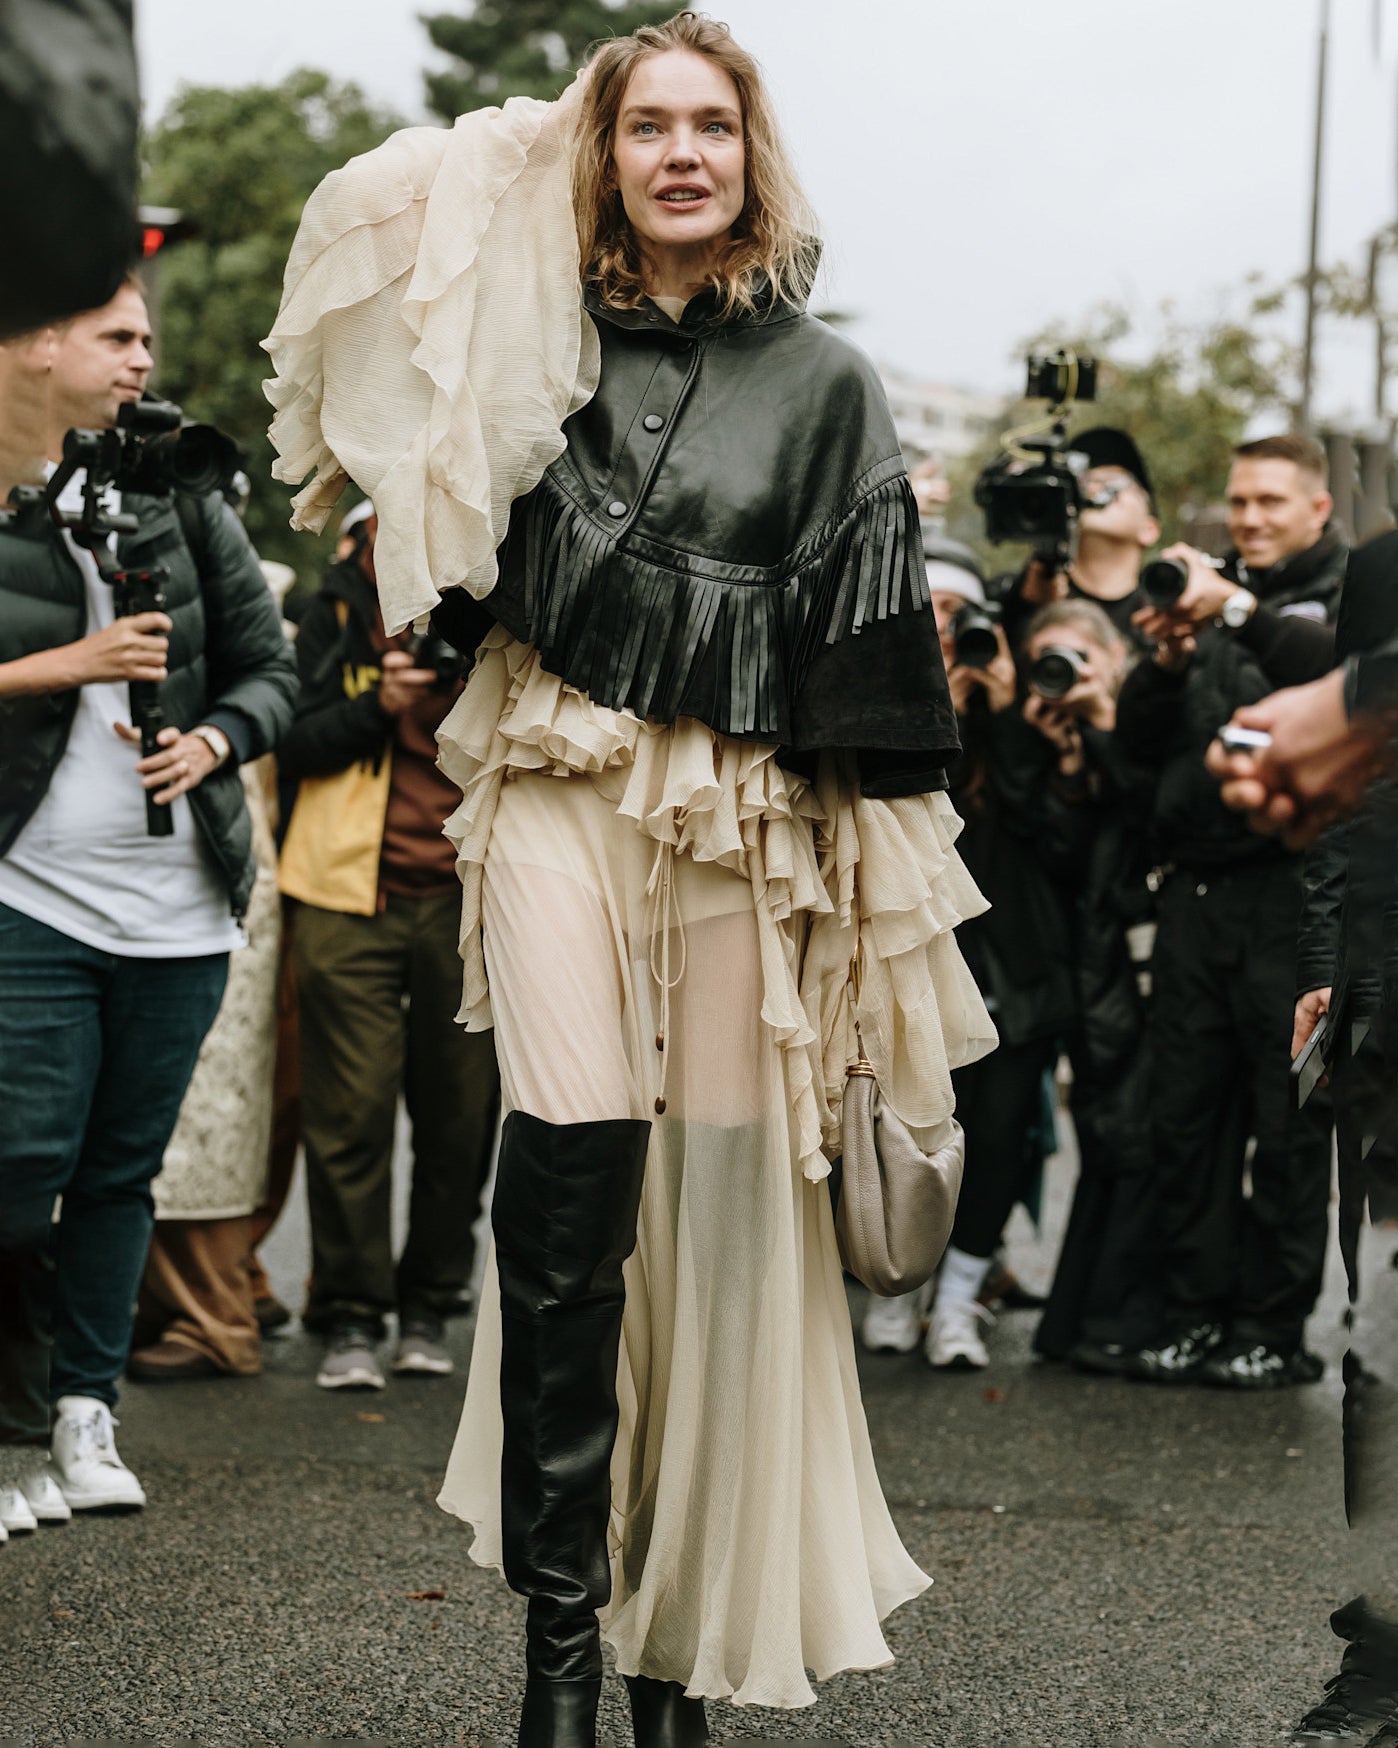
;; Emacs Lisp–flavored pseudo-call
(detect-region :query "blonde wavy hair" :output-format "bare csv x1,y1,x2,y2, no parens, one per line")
572,11,821,318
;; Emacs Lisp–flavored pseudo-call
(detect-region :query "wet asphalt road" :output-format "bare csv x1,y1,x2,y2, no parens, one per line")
0,1136,1361,1748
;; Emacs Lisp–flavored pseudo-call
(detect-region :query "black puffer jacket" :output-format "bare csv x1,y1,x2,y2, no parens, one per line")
0,490,298,915
1115,528,1347,869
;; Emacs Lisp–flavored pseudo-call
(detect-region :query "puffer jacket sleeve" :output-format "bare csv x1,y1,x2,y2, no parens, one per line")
195,494,298,762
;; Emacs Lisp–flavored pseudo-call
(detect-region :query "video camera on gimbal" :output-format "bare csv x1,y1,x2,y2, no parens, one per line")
974,351,1107,575
5,397,243,837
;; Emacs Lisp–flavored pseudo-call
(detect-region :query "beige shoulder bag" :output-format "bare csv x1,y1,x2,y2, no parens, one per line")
834,941,965,1297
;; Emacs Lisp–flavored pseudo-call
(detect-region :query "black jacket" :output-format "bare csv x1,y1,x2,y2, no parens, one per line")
0,490,297,915
278,559,396,784
432,282,956,798
1115,527,1347,869
1296,533,1398,1036
949,703,1078,1049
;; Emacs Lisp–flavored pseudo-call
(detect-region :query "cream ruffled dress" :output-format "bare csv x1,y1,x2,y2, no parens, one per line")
263,84,996,1713
431,628,994,1708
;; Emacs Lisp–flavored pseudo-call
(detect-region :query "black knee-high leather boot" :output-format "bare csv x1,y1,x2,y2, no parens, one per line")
493,1111,651,1748
624,1675,709,1748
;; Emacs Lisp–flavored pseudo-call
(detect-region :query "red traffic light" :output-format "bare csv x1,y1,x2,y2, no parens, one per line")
138,206,197,258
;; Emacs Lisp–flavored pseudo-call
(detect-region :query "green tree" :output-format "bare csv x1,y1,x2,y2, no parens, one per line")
422,0,677,120
141,71,404,572
946,294,1295,565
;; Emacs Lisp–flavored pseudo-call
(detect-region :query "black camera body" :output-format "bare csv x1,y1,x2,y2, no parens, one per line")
405,630,467,692
975,350,1099,572
950,601,1003,670
60,397,244,502
3,396,243,840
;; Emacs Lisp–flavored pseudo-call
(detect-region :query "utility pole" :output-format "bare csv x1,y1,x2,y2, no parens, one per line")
1300,0,1331,432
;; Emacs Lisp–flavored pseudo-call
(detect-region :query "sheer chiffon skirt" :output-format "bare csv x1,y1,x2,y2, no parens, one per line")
435,632,995,1708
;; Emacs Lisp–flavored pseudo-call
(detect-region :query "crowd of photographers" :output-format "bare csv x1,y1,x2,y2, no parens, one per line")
864,423,1352,1396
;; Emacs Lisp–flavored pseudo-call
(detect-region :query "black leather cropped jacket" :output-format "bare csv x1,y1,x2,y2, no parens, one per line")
434,282,959,797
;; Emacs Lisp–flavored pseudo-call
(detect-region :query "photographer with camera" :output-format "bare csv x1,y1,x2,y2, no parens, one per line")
276,501,500,1390
0,279,296,1518
1013,601,1161,1374
1113,433,1346,1389
1000,426,1162,652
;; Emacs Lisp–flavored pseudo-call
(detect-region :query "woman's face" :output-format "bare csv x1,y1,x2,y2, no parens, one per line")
612,49,746,266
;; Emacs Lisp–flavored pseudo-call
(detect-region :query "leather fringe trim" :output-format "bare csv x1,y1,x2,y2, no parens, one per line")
504,470,929,740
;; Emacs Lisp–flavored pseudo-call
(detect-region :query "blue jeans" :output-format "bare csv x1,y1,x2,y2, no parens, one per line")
0,902,227,1435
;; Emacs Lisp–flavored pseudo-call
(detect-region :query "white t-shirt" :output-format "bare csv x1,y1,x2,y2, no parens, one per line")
0,477,243,957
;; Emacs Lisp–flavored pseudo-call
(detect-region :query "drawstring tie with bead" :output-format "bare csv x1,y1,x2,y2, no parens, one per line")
646,838,687,1116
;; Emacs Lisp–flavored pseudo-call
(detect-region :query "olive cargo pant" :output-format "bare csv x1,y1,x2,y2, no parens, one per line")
294,889,500,1333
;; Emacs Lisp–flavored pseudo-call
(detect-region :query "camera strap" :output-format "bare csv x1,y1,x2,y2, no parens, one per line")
174,494,207,576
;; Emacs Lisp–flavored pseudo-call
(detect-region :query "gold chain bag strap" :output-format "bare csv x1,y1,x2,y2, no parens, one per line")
834,937,966,1297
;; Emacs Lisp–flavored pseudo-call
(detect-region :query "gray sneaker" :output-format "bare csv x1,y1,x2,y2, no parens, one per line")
392,1316,454,1377
316,1326,385,1391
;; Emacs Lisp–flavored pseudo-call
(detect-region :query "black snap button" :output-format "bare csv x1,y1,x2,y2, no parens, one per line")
607,500,627,518
643,414,664,432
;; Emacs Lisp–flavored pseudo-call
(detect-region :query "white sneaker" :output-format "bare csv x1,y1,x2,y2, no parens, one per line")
47,1396,147,1510
860,1289,925,1354
925,1298,993,1370
0,1485,38,1533
19,1469,71,1523
316,1326,386,1391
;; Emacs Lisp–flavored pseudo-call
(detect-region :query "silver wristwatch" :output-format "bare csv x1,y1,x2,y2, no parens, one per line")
191,723,232,769
1220,589,1257,630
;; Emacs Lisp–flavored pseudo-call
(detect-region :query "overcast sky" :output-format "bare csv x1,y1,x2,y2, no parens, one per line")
137,0,1398,422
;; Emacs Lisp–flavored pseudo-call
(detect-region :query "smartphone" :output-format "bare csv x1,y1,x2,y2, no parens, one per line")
1291,1010,1334,1109
1218,724,1273,754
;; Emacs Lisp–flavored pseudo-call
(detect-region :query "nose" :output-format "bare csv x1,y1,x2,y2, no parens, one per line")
664,129,702,169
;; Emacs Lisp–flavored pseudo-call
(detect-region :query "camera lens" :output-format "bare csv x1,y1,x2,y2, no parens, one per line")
951,604,1000,669
1140,556,1188,608
1029,645,1087,701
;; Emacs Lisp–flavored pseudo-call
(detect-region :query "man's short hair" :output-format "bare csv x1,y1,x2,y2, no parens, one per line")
1232,433,1328,487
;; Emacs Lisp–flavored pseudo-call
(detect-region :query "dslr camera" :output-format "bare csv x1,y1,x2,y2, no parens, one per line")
4,395,243,840
950,600,1003,670
405,629,467,692
1027,644,1088,701
974,351,1103,572
1138,551,1226,608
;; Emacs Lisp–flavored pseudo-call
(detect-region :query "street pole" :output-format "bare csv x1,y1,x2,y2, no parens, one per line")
1300,0,1331,433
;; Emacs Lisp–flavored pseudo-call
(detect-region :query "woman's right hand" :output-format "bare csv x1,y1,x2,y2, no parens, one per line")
70,612,172,684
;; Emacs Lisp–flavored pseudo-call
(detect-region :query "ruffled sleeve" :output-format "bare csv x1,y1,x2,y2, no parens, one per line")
261,84,600,633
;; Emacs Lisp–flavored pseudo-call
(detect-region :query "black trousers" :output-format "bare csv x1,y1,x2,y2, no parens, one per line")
1147,861,1332,1350
1330,1033,1398,1669
1035,1035,1161,1356
950,1036,1056,1260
